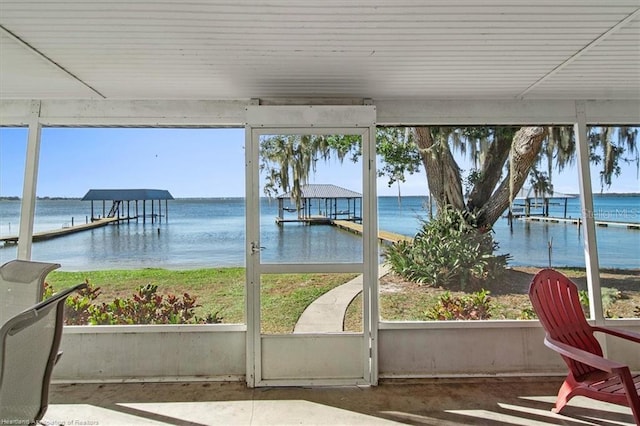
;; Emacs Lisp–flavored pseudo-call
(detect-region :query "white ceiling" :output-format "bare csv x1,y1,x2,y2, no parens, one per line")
0,1,639,102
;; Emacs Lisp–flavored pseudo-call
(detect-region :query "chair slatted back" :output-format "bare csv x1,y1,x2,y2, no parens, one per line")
529,269,602,378
0,283,86,423
0,260,60,325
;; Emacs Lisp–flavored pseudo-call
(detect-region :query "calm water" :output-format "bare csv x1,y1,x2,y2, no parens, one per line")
0,196,638,271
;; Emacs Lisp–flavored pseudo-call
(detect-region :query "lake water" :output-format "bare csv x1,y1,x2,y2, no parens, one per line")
0,195,638,271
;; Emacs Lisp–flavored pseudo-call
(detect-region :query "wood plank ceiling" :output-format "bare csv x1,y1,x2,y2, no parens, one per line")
0,1,639,101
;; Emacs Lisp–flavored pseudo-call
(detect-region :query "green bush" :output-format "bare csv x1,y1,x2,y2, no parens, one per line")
383,206,510,291
45,281,223,325
578,287,624,318
63,280,100,325
518,307,537,320
424,289,493,320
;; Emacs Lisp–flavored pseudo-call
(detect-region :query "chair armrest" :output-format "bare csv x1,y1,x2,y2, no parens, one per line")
593,325,640,344
544,335,628,374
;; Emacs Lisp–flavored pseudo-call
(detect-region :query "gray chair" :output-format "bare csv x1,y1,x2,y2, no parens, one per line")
0,260,61,325
0,282,86,424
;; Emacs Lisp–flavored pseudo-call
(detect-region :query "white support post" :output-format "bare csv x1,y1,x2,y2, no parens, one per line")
364,119,379,385
574,101,604,324
244,120,259,388
17,101,42,260
245,98,261,389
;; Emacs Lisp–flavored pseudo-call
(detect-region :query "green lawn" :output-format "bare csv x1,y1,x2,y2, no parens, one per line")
47,268,358,333
48,266,639,331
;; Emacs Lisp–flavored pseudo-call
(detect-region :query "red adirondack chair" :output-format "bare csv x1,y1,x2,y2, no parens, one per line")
529,268,640,423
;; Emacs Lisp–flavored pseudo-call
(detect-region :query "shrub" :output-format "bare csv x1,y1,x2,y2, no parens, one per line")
518,307,537,320
424,289,493,320
45,281,222,325
383,206,510,291
579,287,624,318
87,283,202,325
64,280,101,325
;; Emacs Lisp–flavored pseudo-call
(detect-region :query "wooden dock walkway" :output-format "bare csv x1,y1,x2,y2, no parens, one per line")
0,217,120,245
332,220,413,244
276,215,333,225
521,216,640,230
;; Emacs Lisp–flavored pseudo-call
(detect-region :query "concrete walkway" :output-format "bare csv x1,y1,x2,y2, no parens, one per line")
294,264,390,333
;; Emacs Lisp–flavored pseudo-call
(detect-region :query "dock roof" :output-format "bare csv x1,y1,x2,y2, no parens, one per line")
277,184,361,200
514,186,577,200
82,189,174,201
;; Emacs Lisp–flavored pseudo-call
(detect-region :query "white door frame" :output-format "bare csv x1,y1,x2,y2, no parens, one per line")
244,105,378,387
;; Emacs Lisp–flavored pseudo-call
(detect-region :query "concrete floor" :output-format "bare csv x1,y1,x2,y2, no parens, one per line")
44,377,637,425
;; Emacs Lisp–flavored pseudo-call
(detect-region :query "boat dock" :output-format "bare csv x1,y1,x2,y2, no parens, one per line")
332,220,413,244
521,216,640,230
276,215,334,225
0,217,120,245
275,184,363,226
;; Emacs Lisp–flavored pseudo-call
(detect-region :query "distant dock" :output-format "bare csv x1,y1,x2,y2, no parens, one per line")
0,217,120,245
1,188,175,247
521,216,640,230
276,184,363,226
276,215,334,225
332,220,413,244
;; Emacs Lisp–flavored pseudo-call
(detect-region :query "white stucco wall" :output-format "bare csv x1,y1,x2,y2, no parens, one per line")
52,321,639,383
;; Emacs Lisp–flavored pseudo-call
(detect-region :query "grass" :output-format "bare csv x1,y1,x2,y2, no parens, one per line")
47,268,358,333
344,266,640,331
259,273,357,333
48,268,247,324
48,266,639,332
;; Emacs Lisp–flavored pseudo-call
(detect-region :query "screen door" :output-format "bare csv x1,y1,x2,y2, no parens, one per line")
245,105,378,387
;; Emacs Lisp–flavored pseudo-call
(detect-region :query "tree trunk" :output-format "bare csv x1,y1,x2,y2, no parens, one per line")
414,127,465,212
476,126,547,227
466,128,515,212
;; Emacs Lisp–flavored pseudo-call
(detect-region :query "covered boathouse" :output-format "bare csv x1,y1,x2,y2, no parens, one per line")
276,184,362,224
511,186,577,219
82,189,174,223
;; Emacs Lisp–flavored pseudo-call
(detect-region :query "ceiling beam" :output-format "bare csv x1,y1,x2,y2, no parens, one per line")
0,25,106,99
1,99,638,127
518,8,640,99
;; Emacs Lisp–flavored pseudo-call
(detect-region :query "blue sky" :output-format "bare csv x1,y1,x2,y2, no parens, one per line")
0,127,638,198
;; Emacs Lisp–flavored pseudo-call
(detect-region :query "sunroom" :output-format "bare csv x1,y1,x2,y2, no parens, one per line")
0,1,638,424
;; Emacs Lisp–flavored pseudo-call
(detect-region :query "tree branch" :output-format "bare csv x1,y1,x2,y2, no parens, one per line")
466,128,514,212
477,126,547,227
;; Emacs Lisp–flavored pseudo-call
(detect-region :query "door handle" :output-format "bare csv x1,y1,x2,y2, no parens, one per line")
250,242,265,253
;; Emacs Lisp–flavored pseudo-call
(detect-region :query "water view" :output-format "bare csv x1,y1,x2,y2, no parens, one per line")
0,195,638,271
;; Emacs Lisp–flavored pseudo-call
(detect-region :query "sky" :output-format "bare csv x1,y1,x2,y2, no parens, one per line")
0,127,638,198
